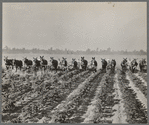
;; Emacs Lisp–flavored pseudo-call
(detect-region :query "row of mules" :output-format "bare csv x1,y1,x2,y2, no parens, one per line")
67,58,80,70
7,56,147,74
51,57,98,72
4,56,116,73
4,56,48,73
121,58,147,73
68,57,98,72
101,58,116,72
32,56,48,73
51,57,89,72
58,57,67,71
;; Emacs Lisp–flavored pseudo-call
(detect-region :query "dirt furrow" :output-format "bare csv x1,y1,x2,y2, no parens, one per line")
127,71,147,98
138,72,147,82
126,73,147,109
133,73,147,86
110,73,127,124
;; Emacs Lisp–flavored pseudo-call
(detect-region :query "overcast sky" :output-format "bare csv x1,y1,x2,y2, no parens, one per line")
3,2,147,51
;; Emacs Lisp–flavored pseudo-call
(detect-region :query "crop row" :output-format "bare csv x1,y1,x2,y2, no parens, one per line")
83,70,115,123
127,71,147,98
37,69,104,123
2,69,81,113
21,70,91,123
2,70,91,123
117,70,147,124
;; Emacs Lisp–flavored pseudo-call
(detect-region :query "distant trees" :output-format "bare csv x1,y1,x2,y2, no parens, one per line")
2,46,147,55
107,47,111,53
3,46,11,53
140,49,146,55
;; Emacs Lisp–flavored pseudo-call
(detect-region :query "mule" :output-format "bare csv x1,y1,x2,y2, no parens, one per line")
91,57,97,72
23,57,33,69
4,56,14,70
111,59,116,71
139,59,147,72
101,58,107,72
121,58,128,71
50,57,58,73
81,57,88,70
13,59,23,72
72,58,78,70
40,56,48,71
61,57,67,71
130,59,138,73
33,57,41,72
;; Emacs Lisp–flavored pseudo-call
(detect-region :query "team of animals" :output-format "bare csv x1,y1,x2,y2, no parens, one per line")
4,56,147,73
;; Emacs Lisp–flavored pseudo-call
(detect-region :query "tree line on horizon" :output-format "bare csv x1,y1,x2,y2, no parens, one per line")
3,46,147,55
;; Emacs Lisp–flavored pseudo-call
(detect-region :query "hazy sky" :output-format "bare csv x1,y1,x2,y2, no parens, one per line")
3,2,147,51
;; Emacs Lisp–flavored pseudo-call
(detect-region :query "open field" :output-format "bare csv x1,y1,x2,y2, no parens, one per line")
2,59,147,123
2,2,147,123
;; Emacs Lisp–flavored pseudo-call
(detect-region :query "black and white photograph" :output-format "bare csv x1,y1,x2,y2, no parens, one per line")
2,2,147,123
